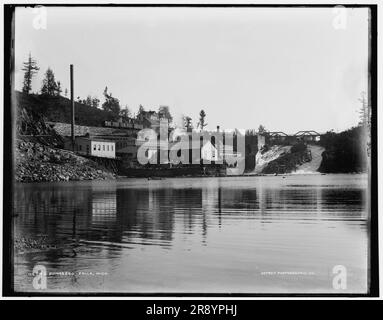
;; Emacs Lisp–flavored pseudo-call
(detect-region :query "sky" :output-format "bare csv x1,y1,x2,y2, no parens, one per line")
14,6,369,133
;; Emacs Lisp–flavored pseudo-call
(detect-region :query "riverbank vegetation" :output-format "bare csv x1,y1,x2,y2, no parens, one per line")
318,126,369,173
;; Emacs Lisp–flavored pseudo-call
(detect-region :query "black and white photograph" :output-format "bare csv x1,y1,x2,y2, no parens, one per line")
2,3,379,299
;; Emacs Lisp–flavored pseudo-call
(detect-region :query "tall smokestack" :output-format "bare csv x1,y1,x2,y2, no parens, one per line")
70,64,75,151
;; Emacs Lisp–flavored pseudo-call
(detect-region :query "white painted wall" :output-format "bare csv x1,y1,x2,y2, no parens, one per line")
201,141,218,162
90,140,115,158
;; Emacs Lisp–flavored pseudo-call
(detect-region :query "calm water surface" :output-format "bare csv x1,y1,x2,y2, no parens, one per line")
13,174,369,293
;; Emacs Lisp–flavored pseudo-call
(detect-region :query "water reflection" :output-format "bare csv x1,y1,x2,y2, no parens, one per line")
13,174,369,293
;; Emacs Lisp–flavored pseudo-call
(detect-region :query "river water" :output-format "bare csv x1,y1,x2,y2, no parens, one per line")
13,174,369,293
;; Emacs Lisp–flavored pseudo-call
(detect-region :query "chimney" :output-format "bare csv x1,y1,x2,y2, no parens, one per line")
217,125,220,132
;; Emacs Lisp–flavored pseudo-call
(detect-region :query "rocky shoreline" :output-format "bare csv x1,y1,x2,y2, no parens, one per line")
15,139,115,183
14,236,58,253
14,236,80,259
15,99,116,183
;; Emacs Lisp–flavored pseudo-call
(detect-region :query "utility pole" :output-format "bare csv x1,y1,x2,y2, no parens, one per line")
70,64,75,151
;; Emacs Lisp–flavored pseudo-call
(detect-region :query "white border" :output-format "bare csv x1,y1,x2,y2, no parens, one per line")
0,0,381,300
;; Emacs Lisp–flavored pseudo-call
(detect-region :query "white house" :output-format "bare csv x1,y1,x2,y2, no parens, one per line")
201,140,219,162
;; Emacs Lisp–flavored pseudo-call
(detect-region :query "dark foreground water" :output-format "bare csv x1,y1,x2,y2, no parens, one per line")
13,174,369,293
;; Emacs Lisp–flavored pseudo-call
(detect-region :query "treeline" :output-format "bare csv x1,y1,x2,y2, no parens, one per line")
16,91,116,127
21,54,216,131
20,53,370,174
318,126,369,173
20,53,134,121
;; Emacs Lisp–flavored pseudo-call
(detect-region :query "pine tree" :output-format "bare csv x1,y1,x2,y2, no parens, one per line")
358,91,370,128
41,68,58,96
22,53,39,94
197,109,208,131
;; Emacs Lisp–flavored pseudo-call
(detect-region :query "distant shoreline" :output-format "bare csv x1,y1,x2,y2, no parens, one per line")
15,172,369,185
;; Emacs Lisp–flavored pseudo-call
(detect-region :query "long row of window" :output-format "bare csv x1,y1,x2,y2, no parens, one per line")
93,143,114,152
